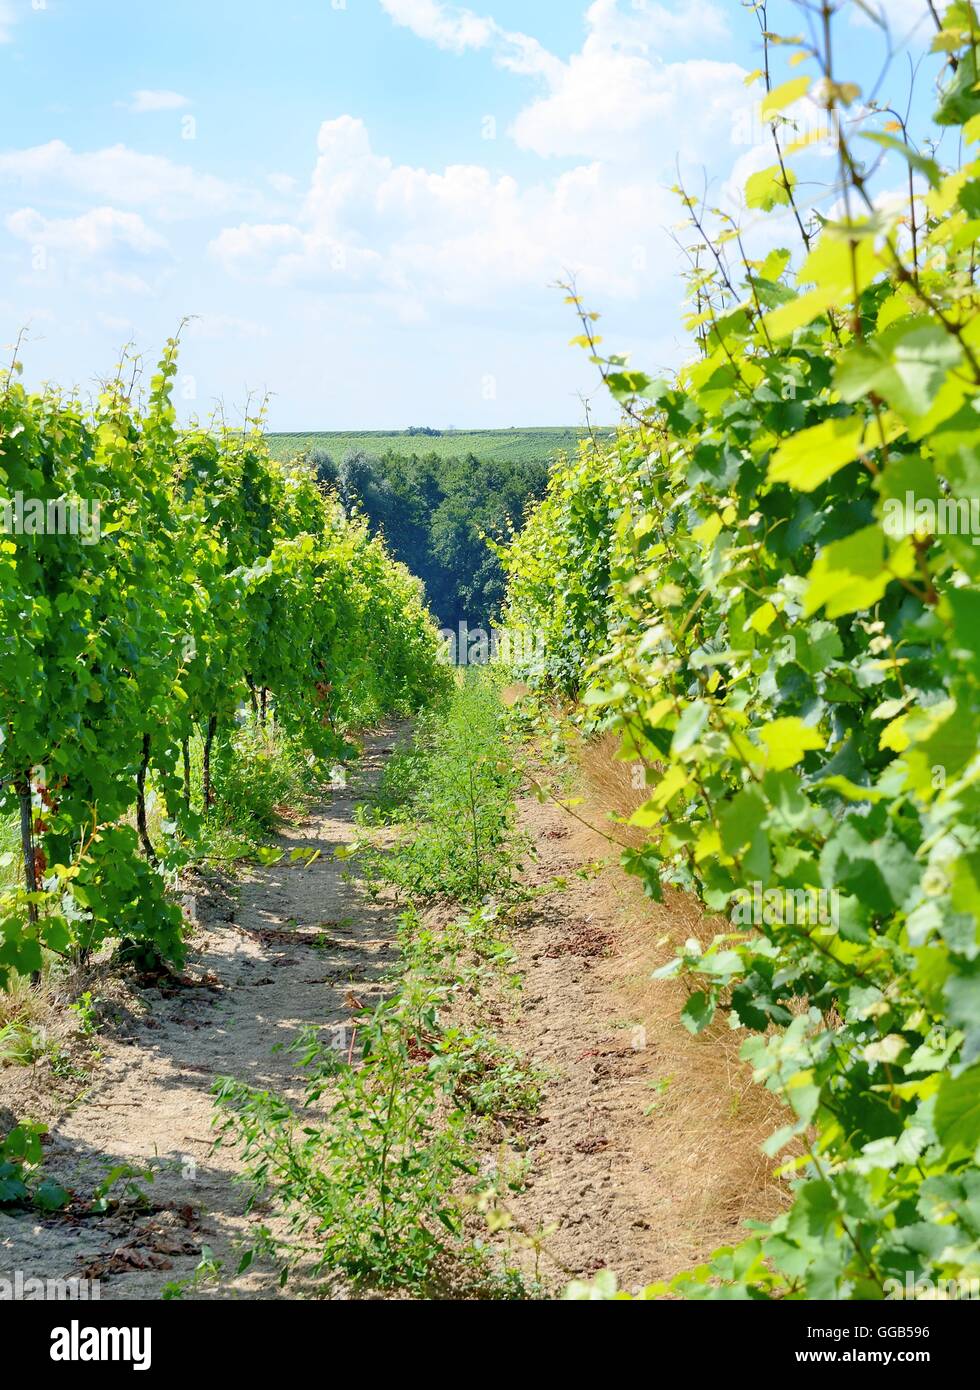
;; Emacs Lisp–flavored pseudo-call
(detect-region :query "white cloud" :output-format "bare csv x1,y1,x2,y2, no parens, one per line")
85,269,156,298
122,89,192,113
267,171,299,195
210,1,755,316
6,206,167,256
579,0,731,49
509,0,745,163
4,207,167,299
185,313,269,341
512,53,748,164
379,0,730,79
209,116,678,313
378,0,746,165
378,0,495,53
211,222,312,276
0,1,16,45
379,0,561,80
0,140,242,220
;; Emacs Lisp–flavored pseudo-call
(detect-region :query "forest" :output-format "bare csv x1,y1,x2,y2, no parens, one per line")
299,443,551,627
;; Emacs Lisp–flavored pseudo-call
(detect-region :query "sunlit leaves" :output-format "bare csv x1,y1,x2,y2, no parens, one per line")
768,416,871,490
502,4,980,1303
758,717,824,771
835,320,964,423
803,526,916,618
762,75,810,119
0,350,449,974
764,231,887,339
746,165,796,212
935,1065,980,1154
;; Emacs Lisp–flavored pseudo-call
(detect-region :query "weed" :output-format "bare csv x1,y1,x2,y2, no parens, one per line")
69,990,98,1036
91,1162,155,1213
433,1028,544,1120
643,1076,672,1117
161,1246,223,1300
0,1123,69,1212
214,982,479,1290
0,1018,44,1067
209,723,308,839
360,672,526,902
213,671,542,1296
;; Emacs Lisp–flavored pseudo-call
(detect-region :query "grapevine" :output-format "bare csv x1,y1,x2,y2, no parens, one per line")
502,1,980,1299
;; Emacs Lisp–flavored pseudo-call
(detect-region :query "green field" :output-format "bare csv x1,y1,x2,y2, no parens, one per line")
264,427,608,466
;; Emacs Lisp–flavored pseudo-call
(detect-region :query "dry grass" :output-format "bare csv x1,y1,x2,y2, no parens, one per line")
567,730,791,1260
0,973,55,1035
0,954,128,1134
0,960,93,1065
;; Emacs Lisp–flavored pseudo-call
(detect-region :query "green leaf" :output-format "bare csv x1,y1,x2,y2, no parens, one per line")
935,1065,980,1154
835,319,963,422
765,233,885,339
746,166,795,212
948,588,980,677
759,717,825,771
672,701,710,754
768,416,868,491
681,991,715,1034
34,1177,70,1211
803,526,916,619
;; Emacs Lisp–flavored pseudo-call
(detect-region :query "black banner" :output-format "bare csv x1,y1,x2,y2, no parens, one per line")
5,1296,970,1376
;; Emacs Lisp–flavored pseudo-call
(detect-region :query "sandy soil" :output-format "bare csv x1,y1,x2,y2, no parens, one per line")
0,730,402,1300
494,789,786,1295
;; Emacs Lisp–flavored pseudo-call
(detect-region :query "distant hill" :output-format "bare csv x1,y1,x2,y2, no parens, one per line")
264,427,609,466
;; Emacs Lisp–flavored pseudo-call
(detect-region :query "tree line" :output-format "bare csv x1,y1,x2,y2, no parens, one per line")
305,446,551,630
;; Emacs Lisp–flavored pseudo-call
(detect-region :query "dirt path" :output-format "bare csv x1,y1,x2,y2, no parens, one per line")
0,730,403,1300
496,789,784,1294
2,725,780,1301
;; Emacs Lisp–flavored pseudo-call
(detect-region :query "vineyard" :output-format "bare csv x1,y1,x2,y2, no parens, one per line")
0,0,979,1331
264,428,603,467
0,344,448,983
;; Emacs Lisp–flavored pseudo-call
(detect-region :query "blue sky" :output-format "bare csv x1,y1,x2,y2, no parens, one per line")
0,0,945,428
